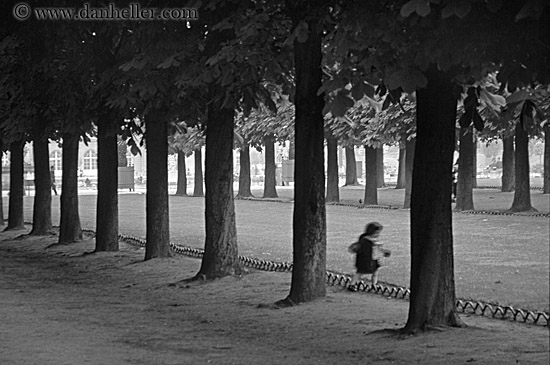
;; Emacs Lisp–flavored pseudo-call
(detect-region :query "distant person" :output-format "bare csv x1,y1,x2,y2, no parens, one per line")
50,165,57,195
347,222,390,291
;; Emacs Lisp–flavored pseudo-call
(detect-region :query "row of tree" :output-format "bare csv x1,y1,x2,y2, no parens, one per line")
1,0,548,333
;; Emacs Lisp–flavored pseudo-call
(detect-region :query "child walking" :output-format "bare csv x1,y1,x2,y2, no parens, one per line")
347,222,390,291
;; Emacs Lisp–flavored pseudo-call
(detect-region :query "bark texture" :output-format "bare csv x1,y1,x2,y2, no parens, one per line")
58,133,83,243
237,144,253,198
198,99,240,278
509,122,535,212
6,140,25,230
543,126,549,194
455,125,475,211
501,135,515,192
404,69,462,333
263,135,278,198
344,146,358,185
363,145,378,205
472,138,478,188
376,147,385,188
175,150,188,196
145,109,171,259
95,119,119,252
326,135,339,202
395,140,406,189
193,149,204,197
30,121,52,235
284,13,326,304
403,139,415,209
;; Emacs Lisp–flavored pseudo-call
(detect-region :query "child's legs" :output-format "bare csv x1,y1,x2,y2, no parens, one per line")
350,272,362,285
372,270,379,286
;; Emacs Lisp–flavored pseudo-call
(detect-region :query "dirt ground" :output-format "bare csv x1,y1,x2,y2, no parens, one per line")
1,231,548,365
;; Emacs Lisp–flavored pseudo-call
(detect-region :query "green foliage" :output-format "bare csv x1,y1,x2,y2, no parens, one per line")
236,97,294,150
168,123,205,156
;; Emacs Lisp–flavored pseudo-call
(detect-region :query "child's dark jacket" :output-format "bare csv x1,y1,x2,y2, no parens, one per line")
349,233,380,274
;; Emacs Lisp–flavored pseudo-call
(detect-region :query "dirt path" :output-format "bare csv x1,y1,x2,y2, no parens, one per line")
1,232,548,365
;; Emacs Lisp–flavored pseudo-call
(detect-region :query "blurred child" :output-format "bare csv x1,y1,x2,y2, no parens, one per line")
347,222,390,291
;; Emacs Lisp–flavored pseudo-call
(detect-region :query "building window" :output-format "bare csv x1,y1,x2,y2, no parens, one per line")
83,150,98,170
49,150,62,170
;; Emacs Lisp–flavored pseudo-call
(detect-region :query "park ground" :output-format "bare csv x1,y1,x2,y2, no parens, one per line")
1,186,549,364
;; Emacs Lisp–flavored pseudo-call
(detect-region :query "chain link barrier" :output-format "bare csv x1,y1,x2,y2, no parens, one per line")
115,231,549,327
21,222,548,326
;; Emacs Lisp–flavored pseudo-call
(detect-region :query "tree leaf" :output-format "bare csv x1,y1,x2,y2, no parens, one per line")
401,0,431,18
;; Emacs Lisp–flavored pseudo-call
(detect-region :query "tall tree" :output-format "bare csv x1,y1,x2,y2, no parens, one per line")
58,132,83,243
326,134,340,202
175,150,188,196
455,124,475,211
193,148,204,197
263,134,278,198
277,0,327,305
376,147,385,188
344,146,358,185
407,67,462,330
395,139,407,189
88,25,130,252
403,138,415,209
30,120,52,235
145,109,171,259
363,145,378,205
506,87,548,211
501,135,515,192
236,144,253,198
6,140,25,230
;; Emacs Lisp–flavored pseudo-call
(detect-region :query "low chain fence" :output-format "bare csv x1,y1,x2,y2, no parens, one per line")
116,232,549,327
384,182,545,191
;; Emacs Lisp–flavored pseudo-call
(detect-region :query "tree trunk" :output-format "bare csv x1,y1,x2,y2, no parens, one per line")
376,147,385,188
197,96,240,279
543,126,549,194
326,135,339,202
395,139,406,189
509,122,535,211
404,68,462,333
95,119,119,252
58,133,82,243
30,120,52,235
472,137,478,188
237,144,253,198
282,14,326,305
263,135,278,198
6,140,25,231
344,146,358,185
501,135,515,192
363,145,378,205
455,125,475,211
145,109,171,260
193,148,204,197
289,139,296,160
175,150,188,196
403,139,415,209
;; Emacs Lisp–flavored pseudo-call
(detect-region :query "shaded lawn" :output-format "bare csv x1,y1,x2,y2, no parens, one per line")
19,187,549,312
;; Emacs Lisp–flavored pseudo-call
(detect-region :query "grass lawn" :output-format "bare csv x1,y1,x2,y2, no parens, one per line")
18,186,550,313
